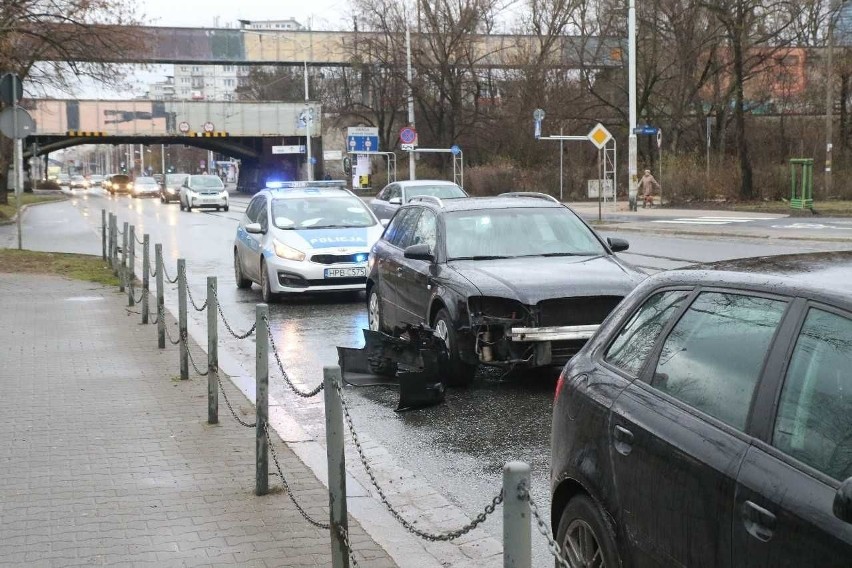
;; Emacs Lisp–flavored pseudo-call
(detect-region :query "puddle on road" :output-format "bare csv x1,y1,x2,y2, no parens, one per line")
65,296,105,302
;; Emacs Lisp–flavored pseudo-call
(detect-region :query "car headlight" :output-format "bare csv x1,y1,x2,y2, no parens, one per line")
167,187,175,193
273,240,306,262
127,182,134,189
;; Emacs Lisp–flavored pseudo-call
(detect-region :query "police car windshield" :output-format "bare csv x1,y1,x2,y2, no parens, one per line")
271,196,376,230
445,207,605,260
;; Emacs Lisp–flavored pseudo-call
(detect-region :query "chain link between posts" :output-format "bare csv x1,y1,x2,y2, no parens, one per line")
162,263,179,284
129,281,145,305
264,423,331,530
182,331,209,376
337,525,360,568
185,281,208,312
134,232,145,245
216,372,256,428
264,316,324,398
525,488,572,568
164,322,181,345
335,381,503,541
212,289,256,339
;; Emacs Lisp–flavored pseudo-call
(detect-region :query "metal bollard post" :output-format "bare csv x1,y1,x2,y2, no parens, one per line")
120,221,128,292
207,277,218,424
142,235,150,324
324,366,350,568
111,214,118,273
503,462,532,568
127,225,136,307
101,209,107,261
109,214,117,272
155,245,165,349
178,258,188,380
255,303,269,496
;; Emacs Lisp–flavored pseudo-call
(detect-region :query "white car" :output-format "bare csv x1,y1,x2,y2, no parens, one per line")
233,181,384,302
179,175,229,212
131,176,160,197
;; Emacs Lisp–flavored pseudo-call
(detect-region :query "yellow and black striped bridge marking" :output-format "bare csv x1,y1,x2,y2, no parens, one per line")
66,130,108,137
193,132,229,138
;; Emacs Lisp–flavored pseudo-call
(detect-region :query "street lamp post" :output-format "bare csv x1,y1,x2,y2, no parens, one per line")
406,26,416,180
628,0,638,211
826,0,841,196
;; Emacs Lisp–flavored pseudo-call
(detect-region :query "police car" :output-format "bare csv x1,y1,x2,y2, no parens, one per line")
233,181,385,301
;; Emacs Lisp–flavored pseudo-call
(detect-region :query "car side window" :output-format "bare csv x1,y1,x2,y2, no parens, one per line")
605,290,691,377
245,197,264,222
388,185,402,202
384,208,421,248
773,308,852,481
410,209,438,252
257,199,269,232
651,292,787,431
376,186,390,201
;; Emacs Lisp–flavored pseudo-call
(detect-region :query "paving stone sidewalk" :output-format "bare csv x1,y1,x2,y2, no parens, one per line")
0,273,396,568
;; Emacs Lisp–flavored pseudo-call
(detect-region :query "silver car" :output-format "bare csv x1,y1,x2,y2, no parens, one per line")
161,173,188,204
131,177,160,198
370,179,467,221
179,175,229,212
233,182,384,302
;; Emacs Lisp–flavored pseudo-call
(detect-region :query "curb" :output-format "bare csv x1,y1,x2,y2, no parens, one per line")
0,196,68,226
594,223,852,244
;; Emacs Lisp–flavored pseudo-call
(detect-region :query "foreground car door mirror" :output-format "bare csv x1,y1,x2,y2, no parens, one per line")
834,477,852,524
607,237,630,252
389,197,402,205
404,243,434,262
245,222,264,235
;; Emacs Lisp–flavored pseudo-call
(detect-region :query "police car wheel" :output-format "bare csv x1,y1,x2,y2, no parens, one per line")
234,251,251,289
260,260,277,303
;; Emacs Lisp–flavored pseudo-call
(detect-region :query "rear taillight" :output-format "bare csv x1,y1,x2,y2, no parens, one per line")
554,369,566,402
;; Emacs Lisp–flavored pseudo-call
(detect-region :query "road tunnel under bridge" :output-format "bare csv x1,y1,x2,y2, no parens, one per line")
22,99,323,191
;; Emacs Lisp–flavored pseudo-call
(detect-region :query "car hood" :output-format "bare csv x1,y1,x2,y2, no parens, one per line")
448,255,645,305
271,225,384,252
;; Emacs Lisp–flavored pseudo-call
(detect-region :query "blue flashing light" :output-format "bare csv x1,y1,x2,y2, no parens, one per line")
355,253,368,263
266,181,285,189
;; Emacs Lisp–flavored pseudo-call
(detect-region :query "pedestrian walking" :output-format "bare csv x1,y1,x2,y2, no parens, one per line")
638,169,661,208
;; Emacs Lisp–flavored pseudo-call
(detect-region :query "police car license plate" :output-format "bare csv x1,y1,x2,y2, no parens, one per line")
325,268,366,278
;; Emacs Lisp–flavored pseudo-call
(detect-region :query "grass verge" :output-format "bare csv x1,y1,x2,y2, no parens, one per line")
0,194,66,220
0,249,119,286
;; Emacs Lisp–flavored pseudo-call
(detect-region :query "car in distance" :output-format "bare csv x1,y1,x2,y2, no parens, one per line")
370,180,468,220
88,174,105,188
57,173,71,187
161,173,188,204
366,192,645,385
131,176,160,198
550,251,852,568
69,175,89,190
233,181,384,302
105,174,133,195
179,175,229,212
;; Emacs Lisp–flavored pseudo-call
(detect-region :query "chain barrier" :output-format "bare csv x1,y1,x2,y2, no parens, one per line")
134,233,145,245
212,289,256,339
182,331,209,376
525,489,571,568
265,317,324,398
162,264,179,284
337,525,360,568
129,281,145,305
164,322,182,345
264,422,332,530
185,282,208,312
216,372,256,428
335,381,503,541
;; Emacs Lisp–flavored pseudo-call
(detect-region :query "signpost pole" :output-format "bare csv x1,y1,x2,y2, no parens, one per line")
598,148,603,222
658,130,663,206
12,75,22,250
559,127,564,202
406,26,416,181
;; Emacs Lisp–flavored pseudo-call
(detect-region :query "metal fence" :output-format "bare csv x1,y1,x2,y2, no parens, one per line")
103,209,571,568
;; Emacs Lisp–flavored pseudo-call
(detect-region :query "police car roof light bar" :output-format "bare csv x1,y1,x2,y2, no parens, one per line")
267,180,347,190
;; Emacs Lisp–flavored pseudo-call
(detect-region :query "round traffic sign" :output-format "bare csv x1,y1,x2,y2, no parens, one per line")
178,121,190,133
0,107,35,139
533,108,545,121
203,121,215,133
450,144,461,156
400,126,417,145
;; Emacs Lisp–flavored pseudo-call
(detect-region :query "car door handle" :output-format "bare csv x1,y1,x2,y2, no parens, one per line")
613,425,634,456
742,500,776,542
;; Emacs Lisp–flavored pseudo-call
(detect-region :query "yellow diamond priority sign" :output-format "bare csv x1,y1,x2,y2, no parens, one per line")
588,123,612,149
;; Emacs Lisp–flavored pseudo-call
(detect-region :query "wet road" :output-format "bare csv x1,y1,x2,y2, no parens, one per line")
13,188,852,567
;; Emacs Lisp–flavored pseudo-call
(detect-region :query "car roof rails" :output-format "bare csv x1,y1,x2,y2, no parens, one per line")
408,195,444,207
500,192,561,204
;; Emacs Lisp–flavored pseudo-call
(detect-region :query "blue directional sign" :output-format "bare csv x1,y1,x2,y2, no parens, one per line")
347,126,380,153
633,125,658,135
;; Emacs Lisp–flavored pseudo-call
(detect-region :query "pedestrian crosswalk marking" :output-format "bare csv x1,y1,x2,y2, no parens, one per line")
652,216,776,226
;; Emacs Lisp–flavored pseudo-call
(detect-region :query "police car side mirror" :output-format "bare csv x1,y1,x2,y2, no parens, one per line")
380,219,391,228
389,197,402,205
245,222,264,235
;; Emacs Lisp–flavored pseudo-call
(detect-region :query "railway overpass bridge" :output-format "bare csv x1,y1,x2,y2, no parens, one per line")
22,99,322,193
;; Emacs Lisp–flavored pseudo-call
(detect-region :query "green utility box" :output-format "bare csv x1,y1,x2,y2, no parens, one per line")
789,158,814,210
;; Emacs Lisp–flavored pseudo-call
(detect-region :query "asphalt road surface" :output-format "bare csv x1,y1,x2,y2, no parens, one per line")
8,187,852,567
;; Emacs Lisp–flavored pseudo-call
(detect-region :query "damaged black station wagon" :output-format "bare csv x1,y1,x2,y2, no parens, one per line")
365,192,646,385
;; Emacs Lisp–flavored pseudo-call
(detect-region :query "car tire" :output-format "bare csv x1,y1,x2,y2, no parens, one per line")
433,308,476,386
366,287,398,376
224,205,229,212
260,259,277,304
234,250,252,289
556,495,621,568
186,201,192,212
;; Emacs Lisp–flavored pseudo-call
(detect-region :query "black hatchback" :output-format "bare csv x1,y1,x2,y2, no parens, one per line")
551,251,852,567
